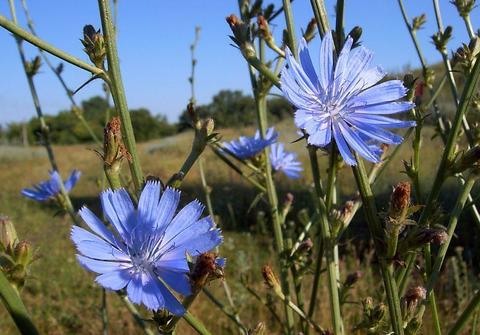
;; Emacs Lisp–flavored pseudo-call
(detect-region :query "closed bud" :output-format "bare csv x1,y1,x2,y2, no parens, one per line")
226,14,251,48
55,62,64,75
24,56,42,77
262,265,282,296
423,68,435,89
432,26,453,53
398,227,447,254
371,303,387,324
402,286,426,321
452,145,480,174
257,15,272,42
81,25,106,69
451,0,476,18
0,216,17,250
347,26,363,47
250,322,266,335
389,182,411,222
453,37,480,75
303,18,317,43
14,241,33,267
412,14,427,31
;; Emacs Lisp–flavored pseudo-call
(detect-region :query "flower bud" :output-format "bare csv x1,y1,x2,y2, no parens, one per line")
389,182,411,222
262,265,282,296
303,18,317,43
451,0,476,18
405,317,422,335
452,146,480,174
24,56,41,77
81,25,106,69
432,26,453,53
347,26,363,48
14,241,33,267
423,68,435,89
402,286,426,321
55,62,64,75
226,14,251,49
412,14,426,31
0,216,18,250
250,322,266,335
370,303,387,324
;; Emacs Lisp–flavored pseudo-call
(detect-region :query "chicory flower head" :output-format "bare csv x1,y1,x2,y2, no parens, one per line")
71,181,223,315
280,34,415,165
270,143,303,179
21,170,81,201
222,127,278,159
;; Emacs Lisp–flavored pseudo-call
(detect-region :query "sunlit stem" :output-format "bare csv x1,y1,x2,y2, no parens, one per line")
98,0,144,193
0,271,40,335
352,154,404,335
202,289,248,334
309,0,330,38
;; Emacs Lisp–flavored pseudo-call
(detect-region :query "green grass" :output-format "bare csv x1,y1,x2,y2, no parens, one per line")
0,121,476,334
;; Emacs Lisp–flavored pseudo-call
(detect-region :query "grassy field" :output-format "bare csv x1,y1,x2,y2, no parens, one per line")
0,121,477,334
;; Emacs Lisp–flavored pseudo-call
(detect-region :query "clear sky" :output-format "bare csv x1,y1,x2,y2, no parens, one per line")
0,0,478,124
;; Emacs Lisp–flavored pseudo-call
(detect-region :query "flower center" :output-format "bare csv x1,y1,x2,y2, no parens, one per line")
131,255,151,273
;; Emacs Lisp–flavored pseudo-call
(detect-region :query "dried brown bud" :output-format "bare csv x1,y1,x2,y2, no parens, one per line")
250,322,266,335
389,182,411,221
262,265,282,295
303,18,317,43
226,14,240,28
103,117,131,167
402,286,426,321
190,252,224,289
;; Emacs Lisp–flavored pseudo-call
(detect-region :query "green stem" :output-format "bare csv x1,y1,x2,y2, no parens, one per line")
101,289,109,335
0,271,39,335
0,15,104,76
309,0,330,37
426,177,476,294
183,312,213,335
335,0,345,48
98,0,143,193
462,14,475,39
448,290,480,335
282,0,298,55
352,154,404,335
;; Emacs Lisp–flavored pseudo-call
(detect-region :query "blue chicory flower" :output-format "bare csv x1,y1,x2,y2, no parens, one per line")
222,127,279,159
21,170,81,201
71,181,223,314
270,143,303,179
280,34,415,165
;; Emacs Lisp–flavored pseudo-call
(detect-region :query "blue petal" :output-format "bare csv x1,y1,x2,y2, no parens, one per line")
141,272,166,311
319,32,334,91
156,279,185,315
163,229,223,259
77,255,131,274
101,189,136,241
64,170,81,192
332,36,353,94
155,187,181,231
162,200,205,243
337,119,380,163
71,226,129,261
96,269,131,290
351,80,408,107
78,207,119,246
48,171,63,195
157,268,192,296
299,38,320,89
354,101,415,115
332,121,357,166
285,46,318,95
347,118,404,144
138,181,161,229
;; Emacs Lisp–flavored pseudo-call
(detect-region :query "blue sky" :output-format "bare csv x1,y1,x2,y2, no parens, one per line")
0,0,478,124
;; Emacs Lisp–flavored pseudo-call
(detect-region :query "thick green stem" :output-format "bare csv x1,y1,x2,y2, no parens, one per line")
98,0,143,193
352,155,404,335
309,0,330,37
462,15,476,39
120,295,156,335
0,271,39,335
282,0,297,55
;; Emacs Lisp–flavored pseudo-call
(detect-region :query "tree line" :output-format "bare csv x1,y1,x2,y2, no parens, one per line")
0,90,293,145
